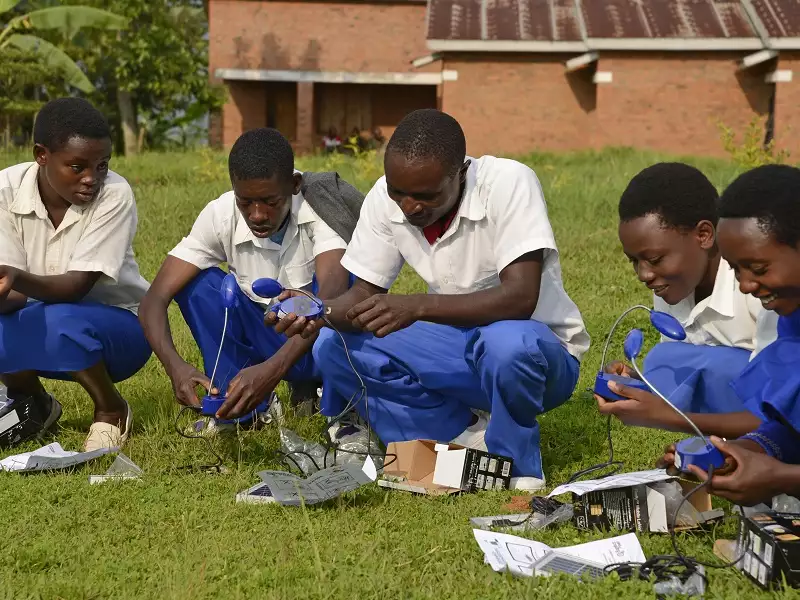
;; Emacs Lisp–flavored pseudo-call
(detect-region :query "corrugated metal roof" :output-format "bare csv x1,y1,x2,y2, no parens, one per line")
426,0,581,41
426,0,800,48
581,0,757,39
750,0,800,37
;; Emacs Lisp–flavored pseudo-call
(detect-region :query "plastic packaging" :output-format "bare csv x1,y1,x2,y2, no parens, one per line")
279,427,385,475
773,494,800,513
470,502,575,532
649,481,704,528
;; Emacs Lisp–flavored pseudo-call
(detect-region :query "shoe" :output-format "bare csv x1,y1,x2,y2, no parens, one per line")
510,476,547,492
84,399,132,452
326,411,365,442
450,411,489,451
35,392,62,433
288,381,320,417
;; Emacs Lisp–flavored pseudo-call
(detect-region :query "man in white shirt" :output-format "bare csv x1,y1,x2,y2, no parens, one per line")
0,98,151,451
268,110,590,490
598,162,778,430
138,129,354,427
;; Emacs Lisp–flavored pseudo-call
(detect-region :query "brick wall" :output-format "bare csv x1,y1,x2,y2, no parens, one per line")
595,52,773,158
775,52,800,157
441,51,775,158
209,0,430,75
441,53,597,157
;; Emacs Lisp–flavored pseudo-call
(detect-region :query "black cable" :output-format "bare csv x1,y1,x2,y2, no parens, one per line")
605,555,709,589
668,465,746,570
565,413,624,484
174,405,226,473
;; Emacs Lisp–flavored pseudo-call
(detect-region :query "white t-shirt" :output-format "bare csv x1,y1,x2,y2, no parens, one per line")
341,155,590,360
0,162,149,314
169,188,347,308
653,257,778,358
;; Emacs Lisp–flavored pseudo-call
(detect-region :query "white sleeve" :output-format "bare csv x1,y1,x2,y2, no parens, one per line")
751,307,779,359
340,181,404,289
0,202,26,270
308,215,347,257
487,162,557,273
168,200,228,269
67,183,137,281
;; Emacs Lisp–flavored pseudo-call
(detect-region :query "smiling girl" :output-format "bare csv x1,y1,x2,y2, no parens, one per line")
0,98,151,451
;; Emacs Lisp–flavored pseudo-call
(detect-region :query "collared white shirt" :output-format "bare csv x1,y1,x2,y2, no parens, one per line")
653,258,778,358
169,185,347,307
341,155,590,360
0,162,150,314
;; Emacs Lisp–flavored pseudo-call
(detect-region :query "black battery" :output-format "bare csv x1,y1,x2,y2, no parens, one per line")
737,510,800,589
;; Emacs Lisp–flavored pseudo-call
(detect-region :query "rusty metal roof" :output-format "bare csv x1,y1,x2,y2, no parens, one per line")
426,0,583,43
426,0,800,49
750,0,800,38
581,0,757,39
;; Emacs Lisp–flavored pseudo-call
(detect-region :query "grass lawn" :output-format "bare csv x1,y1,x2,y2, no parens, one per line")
0,147,788,599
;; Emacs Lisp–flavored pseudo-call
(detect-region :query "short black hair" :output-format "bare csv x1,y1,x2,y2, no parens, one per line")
719,164,800,247
33,97,110,152
228,128,295,183
618,162,719,230
386,109,466,177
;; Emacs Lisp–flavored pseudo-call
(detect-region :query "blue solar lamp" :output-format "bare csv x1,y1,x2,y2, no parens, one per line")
594,305,725,474
199,273,270,421
251,277,325,320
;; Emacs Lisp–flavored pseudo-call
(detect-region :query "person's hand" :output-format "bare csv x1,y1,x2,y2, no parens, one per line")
687,436,788,506
346,294,419,337
656,443,678,473
0,265,19,301
216,361,283,420
595,380,678,428
603,360,640,379
168,361,215,407
264,290,325,340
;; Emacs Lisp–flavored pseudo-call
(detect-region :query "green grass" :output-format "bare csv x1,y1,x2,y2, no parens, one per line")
0,147,793,599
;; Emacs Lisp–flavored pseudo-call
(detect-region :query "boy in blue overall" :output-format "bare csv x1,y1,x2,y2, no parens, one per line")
647,165,800,505
139,129,357,427
0,98,151,451
599,163,777,423
268,109,589,491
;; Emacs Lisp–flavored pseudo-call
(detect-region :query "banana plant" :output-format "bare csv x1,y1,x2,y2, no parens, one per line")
0,0,128,93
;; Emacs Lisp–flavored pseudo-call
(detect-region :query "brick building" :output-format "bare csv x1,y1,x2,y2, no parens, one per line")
208,0,800,157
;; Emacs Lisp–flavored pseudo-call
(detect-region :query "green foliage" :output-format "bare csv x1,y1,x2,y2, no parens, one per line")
718,117,790,170
58,0,225,151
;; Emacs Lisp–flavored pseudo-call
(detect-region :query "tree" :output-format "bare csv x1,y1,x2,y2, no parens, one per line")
59,0,225,154
0,0,127,93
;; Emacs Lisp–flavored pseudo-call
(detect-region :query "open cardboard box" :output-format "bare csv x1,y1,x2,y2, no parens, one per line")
573,476,720,533
378,440,513,495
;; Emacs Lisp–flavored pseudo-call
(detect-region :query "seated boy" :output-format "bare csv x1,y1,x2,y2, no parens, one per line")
139,128,357,426
598,162,777,429
0,98,151,451
268,109,589,491
660,164,800,506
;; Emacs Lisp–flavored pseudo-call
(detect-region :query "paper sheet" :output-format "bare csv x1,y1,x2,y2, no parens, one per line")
473,529,645,577
547,469,674,498
256,457,376,506
0,442,115,473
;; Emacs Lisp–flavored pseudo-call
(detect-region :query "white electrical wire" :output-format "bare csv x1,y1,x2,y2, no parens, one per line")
209,307,229,393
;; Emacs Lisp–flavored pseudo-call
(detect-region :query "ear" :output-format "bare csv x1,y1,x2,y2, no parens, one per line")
33,144,48,167
695,220,716,250
292,172,303,196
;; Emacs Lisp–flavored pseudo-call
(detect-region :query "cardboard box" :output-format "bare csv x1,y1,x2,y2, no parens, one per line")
738,510,800,589
573,478,719,534
378,440,513,495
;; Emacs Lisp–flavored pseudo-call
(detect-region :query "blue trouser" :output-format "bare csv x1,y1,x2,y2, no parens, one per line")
313,320,580,478
0,301,151,383
175,268,319,408
642,342,751,414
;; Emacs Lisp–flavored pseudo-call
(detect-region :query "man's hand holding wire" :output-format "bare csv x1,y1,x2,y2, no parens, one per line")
596,381,678,428
168,361,216,407
685,436,787,506
265,290,325,339
216,361,283,420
